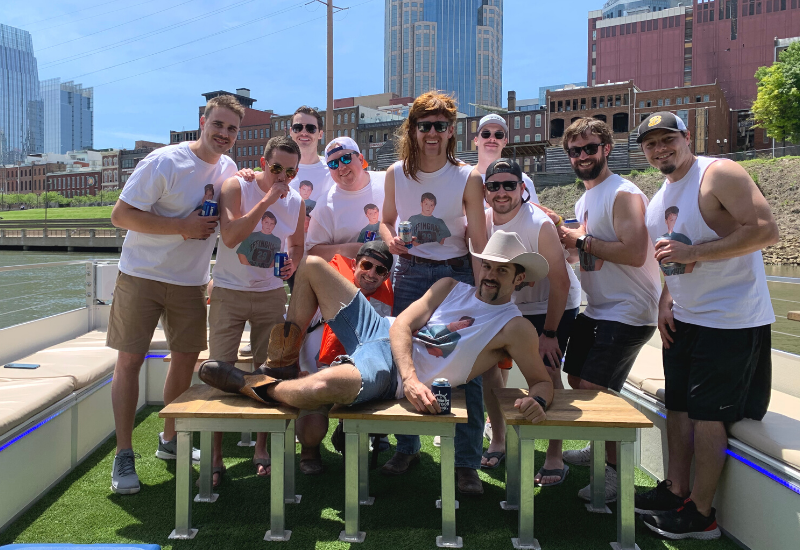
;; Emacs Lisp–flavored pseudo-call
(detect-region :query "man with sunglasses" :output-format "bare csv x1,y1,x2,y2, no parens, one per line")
379,92,488,494
555,118,660,503
473,114,538,204
208,135,305,480
479,159,581,483
289,106,333,208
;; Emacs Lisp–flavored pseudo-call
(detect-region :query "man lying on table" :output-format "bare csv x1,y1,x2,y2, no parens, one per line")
199,230,554,422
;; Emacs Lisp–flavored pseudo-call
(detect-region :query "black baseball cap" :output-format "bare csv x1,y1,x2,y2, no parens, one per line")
485,158,523,180
636,111,688,143
356,240,393,272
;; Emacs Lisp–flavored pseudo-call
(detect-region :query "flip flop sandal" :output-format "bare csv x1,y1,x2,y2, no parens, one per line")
535,465,569,487
195,465,226,488
253,457,271,477
480,450,506,470
299,457,324,475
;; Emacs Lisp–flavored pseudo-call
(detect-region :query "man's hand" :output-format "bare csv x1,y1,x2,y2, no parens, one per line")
655,238,696,265
387,235,411,255
558,225,586,249
278,258,296,280
538,335,563,372
265,180,291,204
235,168,257,181
533,203,562,226
514,396,546,424
658,303,676,349
181,210,219,240
404,378,441,414
515,281,534,291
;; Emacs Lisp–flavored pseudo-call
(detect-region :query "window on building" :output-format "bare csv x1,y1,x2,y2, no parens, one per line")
696,96,702,103
658,99,663,107
665,98,671,106
457,141,463,152
535,133,542,141
471,120,477,133
514,135,520,143
677,97,682,105
524,115,531,128
580,98,587,110
524,134,530,142
703,94,710,102
639,101,645,108
514,116,520,129
535,114,542,127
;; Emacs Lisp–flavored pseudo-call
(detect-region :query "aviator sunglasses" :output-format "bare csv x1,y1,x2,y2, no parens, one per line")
480,130,506,140
358,259,389,277
567,143,603,158
417,121,451,133
327,153,357,170
485,180,522,193
266,162,298,179
291,123,318,134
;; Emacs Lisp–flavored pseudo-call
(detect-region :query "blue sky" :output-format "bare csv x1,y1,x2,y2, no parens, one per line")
5,0,600,149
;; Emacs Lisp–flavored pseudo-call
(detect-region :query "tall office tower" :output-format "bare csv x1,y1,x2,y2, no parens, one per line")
384,0,503,116
0,24,43,164
41,79,94,154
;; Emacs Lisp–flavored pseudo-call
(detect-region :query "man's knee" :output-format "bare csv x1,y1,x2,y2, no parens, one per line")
114,352,146,374
566,374,582,389
577,379,606,391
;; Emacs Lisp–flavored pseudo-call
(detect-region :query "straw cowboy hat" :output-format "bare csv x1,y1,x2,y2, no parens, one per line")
469,230,549,283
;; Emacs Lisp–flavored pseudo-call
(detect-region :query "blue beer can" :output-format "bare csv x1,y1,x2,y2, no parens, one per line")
431,378,451,414
274,252,288,277
364,230,377,242
201,200,218,217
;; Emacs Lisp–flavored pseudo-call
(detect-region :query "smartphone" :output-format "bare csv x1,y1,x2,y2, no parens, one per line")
3,363,41,369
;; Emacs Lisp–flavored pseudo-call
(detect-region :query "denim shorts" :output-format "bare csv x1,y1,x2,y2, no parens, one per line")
326,291,398,405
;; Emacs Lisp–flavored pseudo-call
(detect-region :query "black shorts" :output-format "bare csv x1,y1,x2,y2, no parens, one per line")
523,307,579,369
563,313,656,392
663,319,771,422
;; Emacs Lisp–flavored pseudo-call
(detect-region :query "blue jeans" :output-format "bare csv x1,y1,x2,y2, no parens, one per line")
392,255,484,469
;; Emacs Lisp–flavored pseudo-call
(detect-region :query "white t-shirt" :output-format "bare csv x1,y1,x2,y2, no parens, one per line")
291,157,333,216
480,172,539,205
487,203,581,315
305,171,386,253
118,142,237,286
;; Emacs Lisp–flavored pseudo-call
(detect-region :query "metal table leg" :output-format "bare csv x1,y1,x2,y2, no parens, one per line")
265,431,291,541
340,431,366,542
587,439,611,514
501,425,520,511
169,431,197,539
359,432,374,505
512,436,539,550
195,431,218,503
238,431,256,447
436,434,462,548
611,440,639,550
284,420,301,504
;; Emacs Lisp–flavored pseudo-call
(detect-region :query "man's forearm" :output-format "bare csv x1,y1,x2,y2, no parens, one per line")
222,201,272,248
659,282,673,311
690,224,779,262
378,221,397,242
389,322,419,384
308,242,362,261
589,237,647,267
112,208,185,235
528,380,554,408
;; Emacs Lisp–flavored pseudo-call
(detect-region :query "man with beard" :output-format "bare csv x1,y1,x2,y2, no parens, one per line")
198,231,553,437
556,118,661,503
635,112,777,540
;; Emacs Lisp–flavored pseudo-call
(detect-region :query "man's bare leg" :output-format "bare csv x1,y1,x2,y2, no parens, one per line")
689,420,727,516
112,351,146,452
162,351,200,440
665,410,694,499
297,414,329,463
266,364,362,409
536,365,566,484
287,255,359,328
481,365,507,467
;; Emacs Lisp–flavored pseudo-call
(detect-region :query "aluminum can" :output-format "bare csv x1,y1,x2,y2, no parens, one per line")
201,200,218,217
431,378,451,414
364,230,377,242
398,221,413,249
274,252,288,277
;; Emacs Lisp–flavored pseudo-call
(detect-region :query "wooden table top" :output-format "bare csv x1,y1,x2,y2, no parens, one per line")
160,384,297,419
788,311,800,322
330,389,468,423
494,388,652,428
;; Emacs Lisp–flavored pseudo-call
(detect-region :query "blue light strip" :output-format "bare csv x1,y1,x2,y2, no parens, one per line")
0,410,65,454
726,449,800,496
145,353,168,359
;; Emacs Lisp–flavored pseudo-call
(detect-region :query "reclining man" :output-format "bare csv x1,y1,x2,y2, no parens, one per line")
198,230,554,427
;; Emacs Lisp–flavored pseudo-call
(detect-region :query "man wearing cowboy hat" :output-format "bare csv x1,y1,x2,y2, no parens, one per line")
198,230,554,429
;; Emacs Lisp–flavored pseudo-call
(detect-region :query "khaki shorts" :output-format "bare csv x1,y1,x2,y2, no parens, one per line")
208,286,287,363
107,272,208,354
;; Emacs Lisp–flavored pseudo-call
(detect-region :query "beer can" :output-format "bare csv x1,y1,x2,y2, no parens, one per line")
364,230,377,242
201,200,218,217
274,252,288,277
398,221,413,249
431,378,451,414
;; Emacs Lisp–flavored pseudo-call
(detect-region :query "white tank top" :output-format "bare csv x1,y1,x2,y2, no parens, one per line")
645,157,775,329
486,203,581,315
212,176,303,292
392,282,522,397
393,160,473,260
574,174,661,326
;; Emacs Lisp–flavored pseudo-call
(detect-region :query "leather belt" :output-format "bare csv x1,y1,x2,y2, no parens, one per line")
398,253,471,268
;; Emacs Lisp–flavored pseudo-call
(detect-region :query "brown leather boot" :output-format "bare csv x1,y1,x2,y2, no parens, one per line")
259,321,304,379
198,360,279,405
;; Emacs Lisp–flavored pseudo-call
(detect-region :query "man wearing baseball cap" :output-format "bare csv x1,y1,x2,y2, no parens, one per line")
635,112,778,540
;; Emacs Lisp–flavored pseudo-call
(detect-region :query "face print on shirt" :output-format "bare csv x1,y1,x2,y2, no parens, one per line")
414,316,475,359
657,206,695,276
407,193,452,246
579,209,604,272
357,203,382,243
236,210,282,269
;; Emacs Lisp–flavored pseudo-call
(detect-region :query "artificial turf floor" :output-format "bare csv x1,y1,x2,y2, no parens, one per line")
1,406,741,550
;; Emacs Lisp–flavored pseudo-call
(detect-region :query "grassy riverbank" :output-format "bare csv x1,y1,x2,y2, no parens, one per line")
0,206,113,220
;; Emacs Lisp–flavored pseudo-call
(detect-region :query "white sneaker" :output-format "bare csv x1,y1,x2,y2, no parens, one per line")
433,435,441,447
483,420,493,441
563,443,592,466
577,465,617,503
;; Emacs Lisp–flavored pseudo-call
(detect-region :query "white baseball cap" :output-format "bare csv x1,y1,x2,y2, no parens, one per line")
325,137,361,159
477,113,509,135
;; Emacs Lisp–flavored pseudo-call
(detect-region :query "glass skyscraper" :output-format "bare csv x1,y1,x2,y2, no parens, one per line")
0,24,43,164
41,79,94,154
384,0,503,116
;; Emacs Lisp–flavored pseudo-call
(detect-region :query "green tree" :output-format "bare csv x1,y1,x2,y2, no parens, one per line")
752,42,800,143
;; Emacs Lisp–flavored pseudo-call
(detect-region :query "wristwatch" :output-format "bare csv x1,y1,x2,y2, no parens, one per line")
542,329,558,339
532,395,548,411
575,235,587,251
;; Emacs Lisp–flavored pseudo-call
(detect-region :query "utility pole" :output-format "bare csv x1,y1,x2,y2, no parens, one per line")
312,0,347,139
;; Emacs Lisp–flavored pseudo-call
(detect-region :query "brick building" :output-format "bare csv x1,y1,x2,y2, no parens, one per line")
47,168,102,198
100,150,121,190
120,141,165,187
0,162,68,194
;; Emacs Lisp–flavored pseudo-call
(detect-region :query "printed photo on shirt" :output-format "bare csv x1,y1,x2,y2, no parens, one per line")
657,206,695,276
357,203,382,242
414,316,475,358
236,211,282,268
303,199,315,234
579,210,604,272
298,181,316,212
193,184,216,213
408,193,452,245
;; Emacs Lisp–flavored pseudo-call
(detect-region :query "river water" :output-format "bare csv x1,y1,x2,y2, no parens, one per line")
0,251,798,354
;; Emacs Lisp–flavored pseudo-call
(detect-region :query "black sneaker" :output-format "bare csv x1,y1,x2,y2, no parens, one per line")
635,479,686,515
642,498,721,540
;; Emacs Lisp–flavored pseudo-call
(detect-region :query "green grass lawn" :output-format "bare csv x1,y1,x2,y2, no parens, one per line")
0,406,740,550
0,206,113,220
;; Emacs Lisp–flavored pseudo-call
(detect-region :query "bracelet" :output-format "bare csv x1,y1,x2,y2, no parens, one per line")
585,235,592,255
554,215,564,227
532,395,548,411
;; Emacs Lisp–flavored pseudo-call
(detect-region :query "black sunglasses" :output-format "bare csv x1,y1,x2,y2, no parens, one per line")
567,143,603,158
358,259,388,277
291,123,318,134
485,180,522,192
480,130,505,140
327,153,357,170
267,162,298,179
417,121,451,133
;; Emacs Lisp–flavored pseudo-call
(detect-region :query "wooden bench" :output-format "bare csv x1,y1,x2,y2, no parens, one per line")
494,388,652,550
330,390,468,548
788,311,800,322
160,385,300,541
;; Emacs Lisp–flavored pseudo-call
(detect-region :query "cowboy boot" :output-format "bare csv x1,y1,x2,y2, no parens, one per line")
198,360,279,405
257,321,304,379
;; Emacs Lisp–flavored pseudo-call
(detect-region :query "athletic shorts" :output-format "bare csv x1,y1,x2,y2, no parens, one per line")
563,313,656,392
663,319,771,422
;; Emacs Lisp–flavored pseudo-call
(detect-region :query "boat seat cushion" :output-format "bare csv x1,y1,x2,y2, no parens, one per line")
625,343,664,393
728,391,800,471
0,377,75,436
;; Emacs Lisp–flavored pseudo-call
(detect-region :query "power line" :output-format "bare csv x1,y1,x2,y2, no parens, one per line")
35,0,164,32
